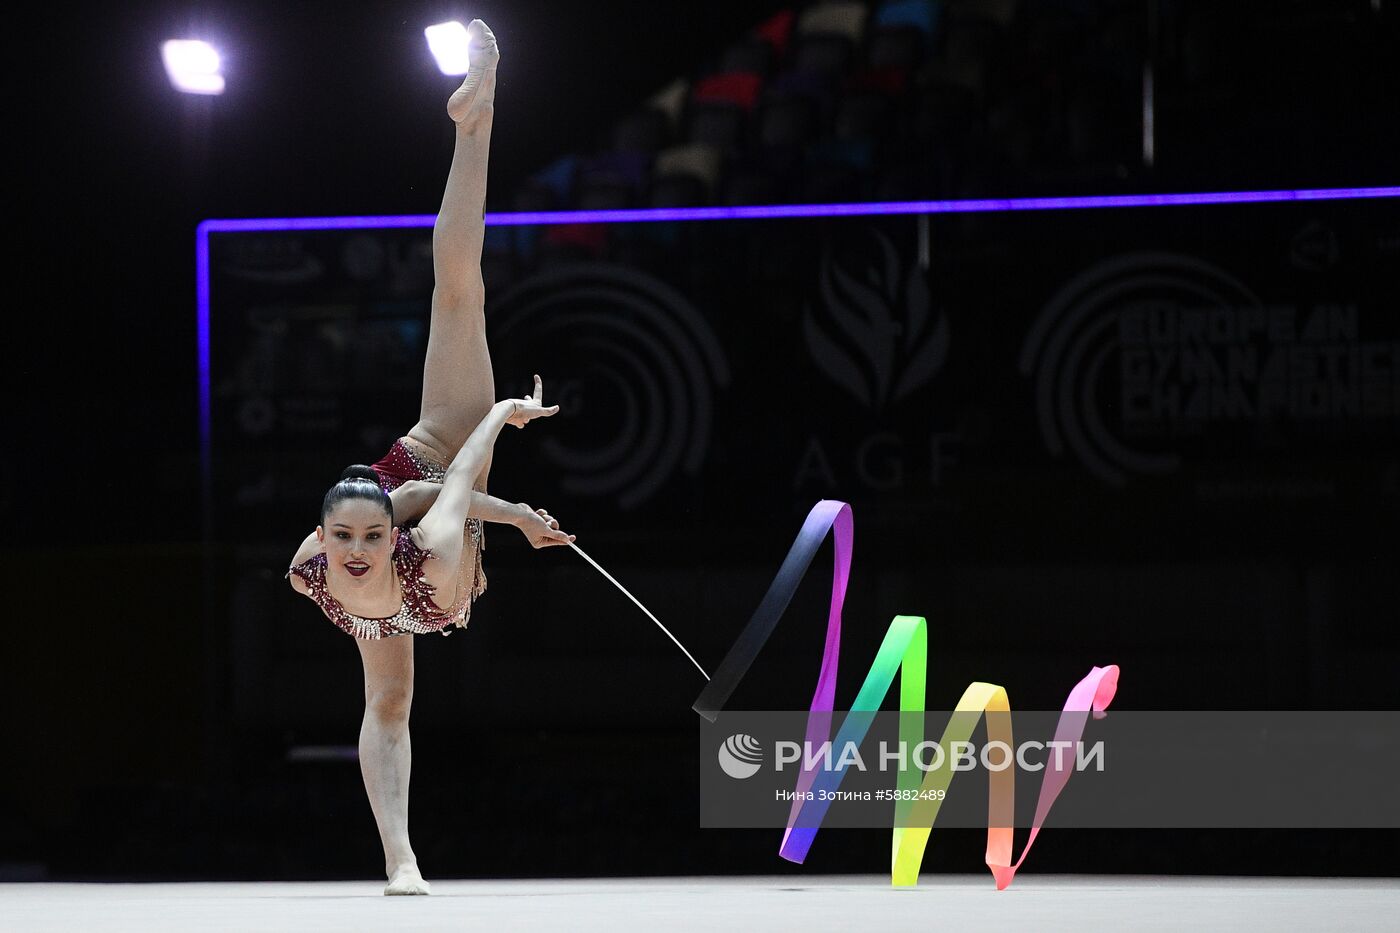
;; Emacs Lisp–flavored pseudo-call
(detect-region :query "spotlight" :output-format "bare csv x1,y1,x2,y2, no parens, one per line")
424,21,471,75
162,39,225,95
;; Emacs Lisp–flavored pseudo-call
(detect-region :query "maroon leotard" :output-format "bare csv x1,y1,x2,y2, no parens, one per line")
287,436,487,639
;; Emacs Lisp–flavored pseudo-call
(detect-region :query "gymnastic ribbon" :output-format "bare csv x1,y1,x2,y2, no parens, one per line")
692,499,1120,889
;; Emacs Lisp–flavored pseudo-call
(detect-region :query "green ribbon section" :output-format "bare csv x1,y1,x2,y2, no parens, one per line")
780,615,1014,887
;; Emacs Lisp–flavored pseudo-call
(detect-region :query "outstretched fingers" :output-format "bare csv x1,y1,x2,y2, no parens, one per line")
506,375,560,428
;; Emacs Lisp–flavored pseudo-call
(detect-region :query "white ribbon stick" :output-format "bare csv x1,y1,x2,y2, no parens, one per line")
568,541,711,681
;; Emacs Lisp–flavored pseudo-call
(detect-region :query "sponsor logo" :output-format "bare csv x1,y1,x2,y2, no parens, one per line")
1020,253,1252,486
804,228,948,410
1022,251,1397,486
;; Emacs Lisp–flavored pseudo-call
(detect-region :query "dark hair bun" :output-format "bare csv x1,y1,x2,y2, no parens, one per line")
322,464,393,524
338,464,380,484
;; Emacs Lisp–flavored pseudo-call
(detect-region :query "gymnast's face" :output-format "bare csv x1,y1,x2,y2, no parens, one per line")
317,499,399,589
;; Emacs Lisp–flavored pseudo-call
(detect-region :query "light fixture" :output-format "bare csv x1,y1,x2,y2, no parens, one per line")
424,21,471,76
162,39,225,95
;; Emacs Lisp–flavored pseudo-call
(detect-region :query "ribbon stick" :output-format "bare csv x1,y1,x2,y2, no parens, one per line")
692,499,1120,889
568,541,710,681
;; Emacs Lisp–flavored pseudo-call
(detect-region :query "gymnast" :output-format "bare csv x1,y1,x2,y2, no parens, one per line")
285,20,571,895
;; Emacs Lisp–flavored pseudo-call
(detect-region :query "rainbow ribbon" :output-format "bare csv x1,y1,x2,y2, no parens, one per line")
693,499,1120,889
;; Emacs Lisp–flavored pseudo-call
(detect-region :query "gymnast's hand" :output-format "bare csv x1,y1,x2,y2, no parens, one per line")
501,375,560,429
515,503,576,548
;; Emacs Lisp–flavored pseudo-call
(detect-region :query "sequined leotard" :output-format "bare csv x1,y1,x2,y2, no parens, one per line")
286,436,487,639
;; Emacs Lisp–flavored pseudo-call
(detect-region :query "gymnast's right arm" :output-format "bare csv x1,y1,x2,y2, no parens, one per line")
287,531,320,595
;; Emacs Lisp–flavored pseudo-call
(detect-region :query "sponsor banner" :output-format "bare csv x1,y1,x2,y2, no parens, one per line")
207,203,1398,552
699,710,1400,828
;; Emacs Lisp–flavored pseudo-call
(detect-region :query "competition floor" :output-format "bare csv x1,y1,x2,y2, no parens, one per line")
4,875,1397,932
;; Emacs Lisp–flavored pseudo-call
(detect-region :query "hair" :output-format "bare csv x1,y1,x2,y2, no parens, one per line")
320,465,393,525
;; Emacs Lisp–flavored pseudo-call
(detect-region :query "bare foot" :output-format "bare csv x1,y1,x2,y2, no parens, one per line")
446,19,499,126
384,864,432,896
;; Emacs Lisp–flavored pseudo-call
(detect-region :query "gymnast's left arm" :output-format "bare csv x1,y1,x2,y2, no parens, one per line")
388,481,436,524
389,480,573,545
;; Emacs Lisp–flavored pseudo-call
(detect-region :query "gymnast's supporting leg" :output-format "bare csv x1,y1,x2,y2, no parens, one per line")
354,634,428,895
408,19,501,491
351,24,501,897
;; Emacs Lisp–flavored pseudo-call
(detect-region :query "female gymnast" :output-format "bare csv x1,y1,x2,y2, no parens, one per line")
285,21,570,895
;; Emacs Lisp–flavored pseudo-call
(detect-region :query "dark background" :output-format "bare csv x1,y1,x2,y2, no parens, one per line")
7,0,1398,882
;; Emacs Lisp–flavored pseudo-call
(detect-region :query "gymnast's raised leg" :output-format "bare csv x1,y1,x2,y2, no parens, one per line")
404,18,501,488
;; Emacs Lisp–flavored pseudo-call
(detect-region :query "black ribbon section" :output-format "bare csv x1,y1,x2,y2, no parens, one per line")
692,501,847,722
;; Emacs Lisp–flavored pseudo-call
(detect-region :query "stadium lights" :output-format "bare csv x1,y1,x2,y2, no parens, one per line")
424,21,471,75
162,39,225,95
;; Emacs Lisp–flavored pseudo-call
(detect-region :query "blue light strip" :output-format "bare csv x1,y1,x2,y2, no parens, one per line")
196,186,1400,483
197,221,212,496
196,186,1400,236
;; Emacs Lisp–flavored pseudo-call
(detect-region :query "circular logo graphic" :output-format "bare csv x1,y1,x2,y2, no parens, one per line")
718,733,764,780
492,263,729,509
1019,252,1262,486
